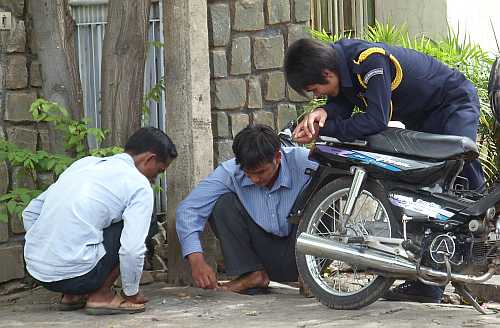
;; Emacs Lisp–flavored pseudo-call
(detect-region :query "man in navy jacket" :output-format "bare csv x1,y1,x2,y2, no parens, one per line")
285,38,485,303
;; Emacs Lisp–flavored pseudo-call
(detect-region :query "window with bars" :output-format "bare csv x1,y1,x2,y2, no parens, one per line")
310,0,375,37
69,0,167,214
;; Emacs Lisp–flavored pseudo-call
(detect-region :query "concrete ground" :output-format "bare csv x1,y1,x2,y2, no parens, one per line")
1,282,500,328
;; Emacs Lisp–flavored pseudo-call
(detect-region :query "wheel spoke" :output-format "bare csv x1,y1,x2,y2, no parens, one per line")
303,188,391,297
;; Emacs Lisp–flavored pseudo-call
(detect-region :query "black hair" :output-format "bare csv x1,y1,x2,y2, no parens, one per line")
232,124,280,171
284,38,339,96
124,127,178,163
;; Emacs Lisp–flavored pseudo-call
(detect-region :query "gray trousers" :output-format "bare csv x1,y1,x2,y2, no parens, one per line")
209,193,298,282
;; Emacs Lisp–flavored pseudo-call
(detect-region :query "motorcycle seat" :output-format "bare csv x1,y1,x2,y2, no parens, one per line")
366,128,479,160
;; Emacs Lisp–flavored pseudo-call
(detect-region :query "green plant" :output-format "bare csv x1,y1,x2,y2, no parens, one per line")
308,22,499,183
0,100,122,223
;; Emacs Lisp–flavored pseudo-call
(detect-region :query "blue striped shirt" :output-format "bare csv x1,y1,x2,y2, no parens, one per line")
176,147,318,257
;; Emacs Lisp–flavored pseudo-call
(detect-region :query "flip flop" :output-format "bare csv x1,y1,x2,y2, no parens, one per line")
237,287,270,296
85,293,145,315
56,298,87,311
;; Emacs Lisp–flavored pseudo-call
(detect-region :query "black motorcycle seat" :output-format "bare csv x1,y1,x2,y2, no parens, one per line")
366,128,479,160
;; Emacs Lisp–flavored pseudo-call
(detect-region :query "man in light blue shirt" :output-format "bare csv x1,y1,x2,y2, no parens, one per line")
23,127,177,315
176,125,317,294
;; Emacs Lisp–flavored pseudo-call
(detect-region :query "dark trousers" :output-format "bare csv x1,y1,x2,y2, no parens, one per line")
39,221,124,295
39,215,158,295
209,193,298,282
417,83,485,190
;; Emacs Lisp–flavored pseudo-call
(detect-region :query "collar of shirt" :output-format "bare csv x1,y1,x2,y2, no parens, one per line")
332,43,354,88
111,153,136,167
240,151,292,192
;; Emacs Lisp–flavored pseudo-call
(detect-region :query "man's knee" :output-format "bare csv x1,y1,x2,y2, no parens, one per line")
211,193,240,222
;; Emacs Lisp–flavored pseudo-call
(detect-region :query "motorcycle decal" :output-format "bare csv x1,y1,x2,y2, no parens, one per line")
429,234,456,264
316,145,402,172
389,193,454,221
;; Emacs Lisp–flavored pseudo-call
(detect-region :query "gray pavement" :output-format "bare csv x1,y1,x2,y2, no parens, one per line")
1,282,500,328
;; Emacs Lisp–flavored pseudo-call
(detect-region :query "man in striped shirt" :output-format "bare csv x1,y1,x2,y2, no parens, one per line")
176,124,318,294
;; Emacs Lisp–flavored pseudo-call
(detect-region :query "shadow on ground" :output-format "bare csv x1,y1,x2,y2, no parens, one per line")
1,282,499,327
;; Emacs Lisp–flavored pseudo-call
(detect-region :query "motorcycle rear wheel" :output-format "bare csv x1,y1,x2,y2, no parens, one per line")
296,177,400,309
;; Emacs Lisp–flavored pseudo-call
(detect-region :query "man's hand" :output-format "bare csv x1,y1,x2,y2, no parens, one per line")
123,289,149,304
187,252,218,289
293,108,327,144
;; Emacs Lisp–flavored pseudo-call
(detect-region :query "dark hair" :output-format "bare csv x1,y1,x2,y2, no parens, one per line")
284,38,339,96
124,127,178,163
232,124,280,170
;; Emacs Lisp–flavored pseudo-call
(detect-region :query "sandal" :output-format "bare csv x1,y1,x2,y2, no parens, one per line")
85,293,145,315
57,296,87,311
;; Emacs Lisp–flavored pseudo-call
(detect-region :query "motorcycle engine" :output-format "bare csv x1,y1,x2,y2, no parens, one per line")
420,232,470,271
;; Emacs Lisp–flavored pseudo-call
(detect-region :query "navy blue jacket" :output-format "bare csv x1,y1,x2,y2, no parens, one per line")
320,39,478,141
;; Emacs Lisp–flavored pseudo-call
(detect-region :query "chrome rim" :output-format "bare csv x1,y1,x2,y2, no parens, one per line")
304,187,391,296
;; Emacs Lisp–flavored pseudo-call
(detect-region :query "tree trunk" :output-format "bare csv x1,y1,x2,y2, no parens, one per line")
29,0,84,151
100,0,151,147
163,0,216,285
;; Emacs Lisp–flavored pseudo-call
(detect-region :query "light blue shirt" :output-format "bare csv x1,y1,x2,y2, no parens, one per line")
23,153,154,296
176,147,318,258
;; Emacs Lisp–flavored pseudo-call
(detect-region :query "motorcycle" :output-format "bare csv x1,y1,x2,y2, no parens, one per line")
283,58,500,314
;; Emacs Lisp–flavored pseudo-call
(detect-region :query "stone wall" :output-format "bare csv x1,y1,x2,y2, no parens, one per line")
0,0,45,292
208,0,311,164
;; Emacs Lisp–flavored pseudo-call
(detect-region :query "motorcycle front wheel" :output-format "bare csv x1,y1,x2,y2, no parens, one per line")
296,177,400,309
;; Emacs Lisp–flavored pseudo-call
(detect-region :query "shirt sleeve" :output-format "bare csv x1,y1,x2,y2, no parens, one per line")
176,165,234,258
22,189,51,232
118,184,154,296
323,93,354,120
319,54,392,141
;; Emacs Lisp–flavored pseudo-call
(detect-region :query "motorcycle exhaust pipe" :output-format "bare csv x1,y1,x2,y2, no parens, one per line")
296,233,495,284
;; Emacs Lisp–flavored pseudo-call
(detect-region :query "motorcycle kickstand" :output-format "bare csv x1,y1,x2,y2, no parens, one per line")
452,282,495,315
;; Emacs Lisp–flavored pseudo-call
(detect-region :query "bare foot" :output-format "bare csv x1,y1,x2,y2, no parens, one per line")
86,288,115,304
219,270,270,293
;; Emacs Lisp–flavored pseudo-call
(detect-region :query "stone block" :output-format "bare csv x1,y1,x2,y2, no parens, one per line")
212,79,246,110
208,3,231,46
5,55,28,90
230,37,251,75
0,205,8,243
37,128,51,152
0,0,24,17
254,35,284,70
266,0,290,24
234,0,265,31
294,0,311,22
252,110,275,129
287,84,311,102
0,64,4,89
30,61,42,87
150,270,168,282
276,103,297,130
4,91,37,122
247,77,262,109
210,50,227,78
288,24,309,47
212,111,230,138
6,126,37,151
0,161,8,195
11,167,36,190
9,214,24,234
0,245,25,283
229,112,249,137
37,172,54,190
265,71,285,101
6,18,25,53
214,140,234,165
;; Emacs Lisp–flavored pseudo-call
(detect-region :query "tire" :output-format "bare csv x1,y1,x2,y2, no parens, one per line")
296,176,400,310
